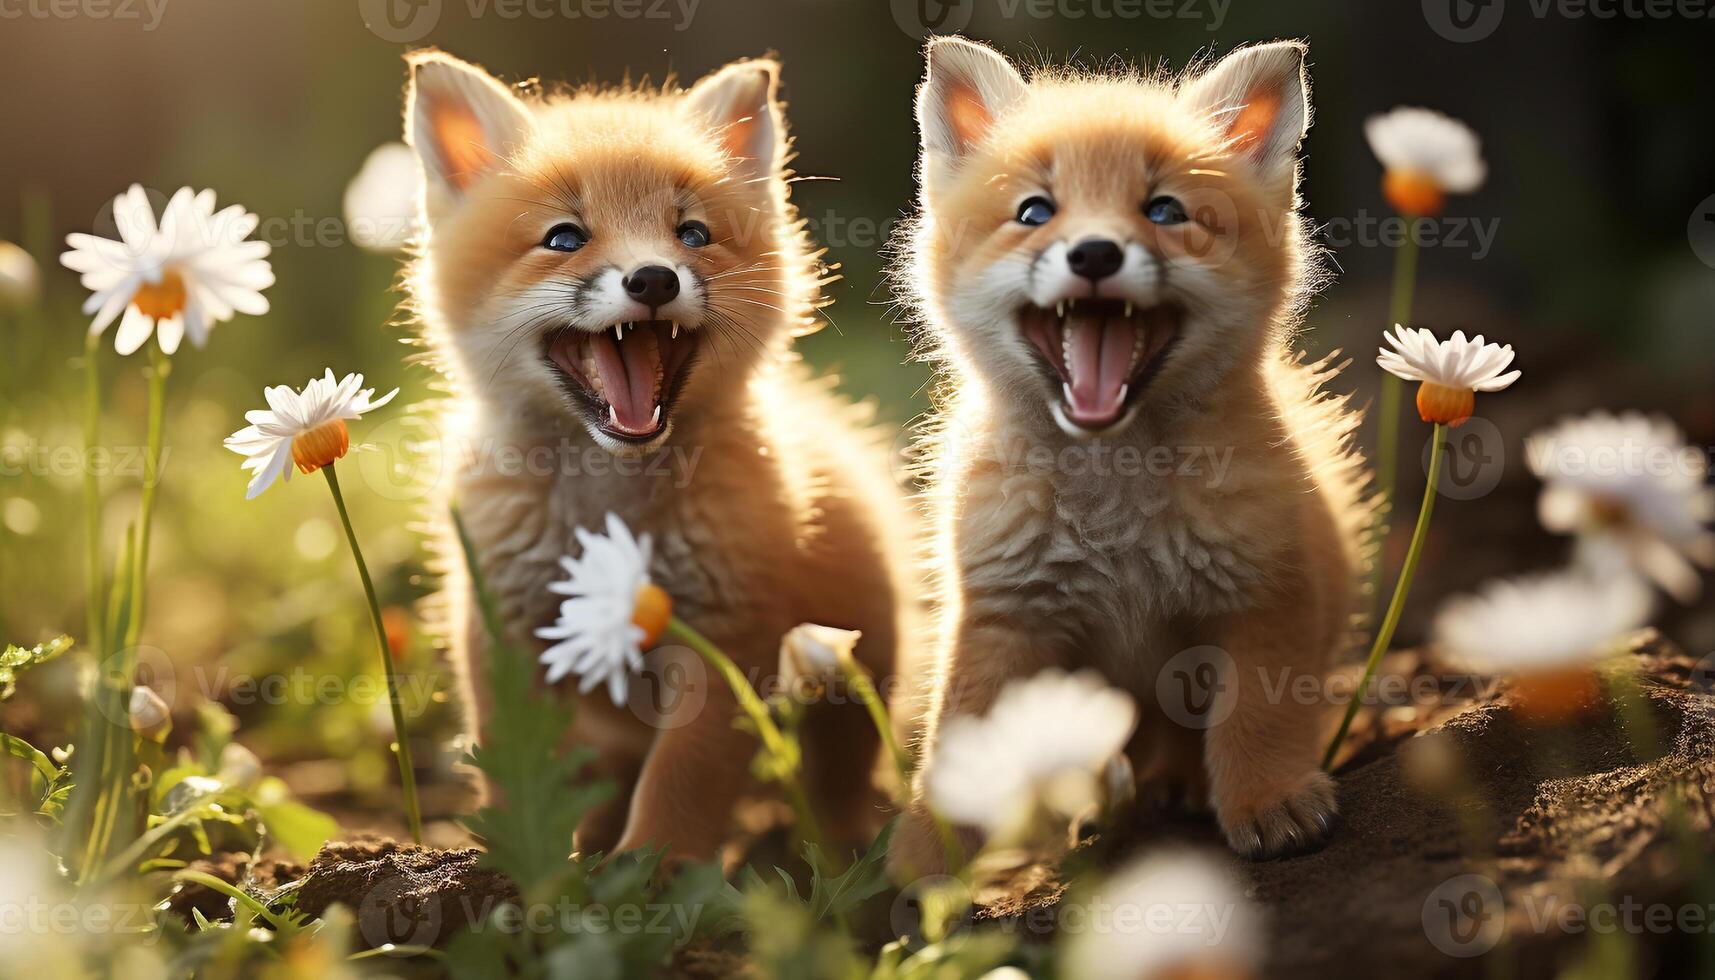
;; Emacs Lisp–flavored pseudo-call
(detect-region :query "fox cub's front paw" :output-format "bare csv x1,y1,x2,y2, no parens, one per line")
1214,769,1337,860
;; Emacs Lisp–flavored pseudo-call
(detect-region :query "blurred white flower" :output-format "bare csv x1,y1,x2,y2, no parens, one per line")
129,686,172,742
778,623,859,692
61,185,273,355
927,669,1137,835
218,741,263,790
1527,411,1715,603
1378,325,1520,426
0,240,40,308
536,513,671,706
1060,851,1259,980
223,370,398,498
343,143,422,254
1431,568,1651,675
1365,106,1486,216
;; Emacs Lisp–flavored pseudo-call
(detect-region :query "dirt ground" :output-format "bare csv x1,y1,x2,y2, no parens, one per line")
173,629,1715,978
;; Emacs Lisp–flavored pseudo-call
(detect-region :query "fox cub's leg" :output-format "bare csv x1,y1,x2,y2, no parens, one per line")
1203,587,1339,859
890,620,1054,879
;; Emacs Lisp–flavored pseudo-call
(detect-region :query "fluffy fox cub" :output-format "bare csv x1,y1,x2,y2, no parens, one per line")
891,38,1372,872
404,50,915,861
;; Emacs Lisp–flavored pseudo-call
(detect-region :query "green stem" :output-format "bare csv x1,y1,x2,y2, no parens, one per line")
836,659,966,872
664,616,825,852
839,657,910,791
82,331,104,656
123,346,170,649
324,465,422,844
1369,216,1423,622
175,870,295,933
1325,421,1444,770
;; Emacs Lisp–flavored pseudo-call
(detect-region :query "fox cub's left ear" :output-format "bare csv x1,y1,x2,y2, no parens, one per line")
682,58,787,184
1180,41,1310,186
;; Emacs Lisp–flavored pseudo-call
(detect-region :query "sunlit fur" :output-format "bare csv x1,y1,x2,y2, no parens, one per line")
403,51,918,862
889,39,1375,874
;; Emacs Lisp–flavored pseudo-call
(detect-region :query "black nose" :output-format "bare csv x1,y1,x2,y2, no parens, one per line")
624,265,680,309
1066,239,1124,283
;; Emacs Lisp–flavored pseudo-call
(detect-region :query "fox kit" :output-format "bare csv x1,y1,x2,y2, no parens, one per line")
891,38,1371,872
404,51,915,861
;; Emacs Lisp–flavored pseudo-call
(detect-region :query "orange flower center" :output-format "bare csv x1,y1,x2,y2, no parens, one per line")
291,418,350,475
1512,668,1603,726
1382,168,1446,218
632,582,671,647
1416,381,1476,427
132,269,188,320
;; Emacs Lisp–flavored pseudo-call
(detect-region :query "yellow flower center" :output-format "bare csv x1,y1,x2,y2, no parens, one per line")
132,269,188,320
291,418,350,475
632,582,671,646
1416,381,1476,427
1382,168,1446,218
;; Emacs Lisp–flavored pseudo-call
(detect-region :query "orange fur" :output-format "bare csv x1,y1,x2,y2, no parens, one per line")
890,38,1374,874
401,50,919,863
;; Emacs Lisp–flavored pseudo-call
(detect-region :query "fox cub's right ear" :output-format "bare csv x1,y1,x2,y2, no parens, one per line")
916,36,1026,194
404,50,535,226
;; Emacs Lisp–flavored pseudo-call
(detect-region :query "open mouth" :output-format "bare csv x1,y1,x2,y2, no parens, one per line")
1020,298,1182,432
544,320,699,443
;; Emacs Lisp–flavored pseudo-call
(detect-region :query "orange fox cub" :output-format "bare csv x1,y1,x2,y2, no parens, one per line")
403,51,915,862
892,38,1371,872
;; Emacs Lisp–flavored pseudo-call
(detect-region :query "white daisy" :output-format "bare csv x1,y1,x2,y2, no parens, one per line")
927,669,1137,835
1526,411,1715,603
1378,325,1520,426
0,240,39,308
536,513,672,707
343,143,422,254
1060,851,1259,980
60,184,274,355
223,370,399,499
1365,107,1486,216
778,623,860,693
1431,568,1651,675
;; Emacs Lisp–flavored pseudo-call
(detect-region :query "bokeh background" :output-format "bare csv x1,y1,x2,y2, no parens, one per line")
2,0,1712,831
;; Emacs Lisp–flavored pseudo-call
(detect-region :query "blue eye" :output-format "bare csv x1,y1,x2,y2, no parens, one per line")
1143,196,1189,225
543,224,589,252
677,220,711,249
1016,196,1056,226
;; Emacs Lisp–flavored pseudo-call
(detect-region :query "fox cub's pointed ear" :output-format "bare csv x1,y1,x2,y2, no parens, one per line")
683,59,785,184
404,50,534,224
1180,41,1310,185
917,36,1026,181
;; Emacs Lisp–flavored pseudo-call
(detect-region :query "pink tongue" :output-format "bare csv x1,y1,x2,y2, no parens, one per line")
1063,315,1137,426
591,329,661,434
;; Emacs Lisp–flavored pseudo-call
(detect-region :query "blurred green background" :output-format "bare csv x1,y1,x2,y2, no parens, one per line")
2,0,1712,829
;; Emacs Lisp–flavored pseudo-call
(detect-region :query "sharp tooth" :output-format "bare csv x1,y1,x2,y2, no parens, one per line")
1062,382,1074,404
671,322,680,340
1124,302,1134,317
651,404,662,426
1118,383,1129,402
608,404,619,426
613,324,623,340
1056,301,1066,318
